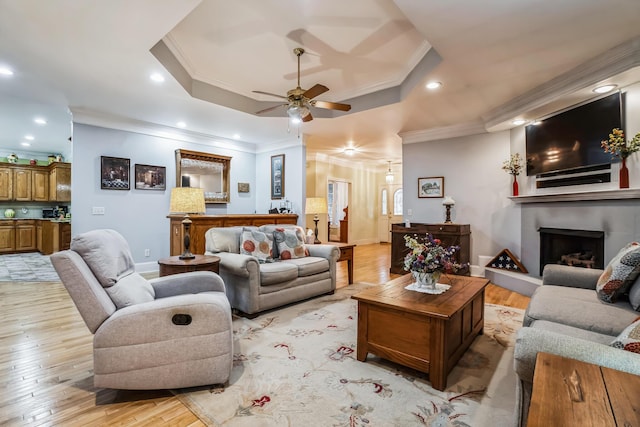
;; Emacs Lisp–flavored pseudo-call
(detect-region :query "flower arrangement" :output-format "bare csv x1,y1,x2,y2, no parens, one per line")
501,153,524,176
403,233,465,274
601,128,640,159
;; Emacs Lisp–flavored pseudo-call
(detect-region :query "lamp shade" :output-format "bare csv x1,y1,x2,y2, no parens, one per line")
442,196,456,206
305,197,327,214
169,187,206,214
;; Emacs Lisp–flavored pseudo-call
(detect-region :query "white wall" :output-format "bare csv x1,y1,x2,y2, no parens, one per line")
72,123,258,266
402,131,522,267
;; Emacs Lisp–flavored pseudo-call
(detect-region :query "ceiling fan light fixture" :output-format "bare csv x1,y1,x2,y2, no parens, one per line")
287,103,309,121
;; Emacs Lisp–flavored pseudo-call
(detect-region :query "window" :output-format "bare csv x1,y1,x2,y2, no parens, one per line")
381,188,388,215
393,189,403,216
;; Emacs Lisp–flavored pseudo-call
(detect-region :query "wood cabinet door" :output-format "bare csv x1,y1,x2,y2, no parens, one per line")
49,164,71,202
0,167,12,201
32,170,49,201
0,226,16,253
37,223,43,252
16,223,36,251
13,168,32,201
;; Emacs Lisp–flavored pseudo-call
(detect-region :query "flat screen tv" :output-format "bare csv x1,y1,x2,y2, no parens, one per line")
525,92,623,176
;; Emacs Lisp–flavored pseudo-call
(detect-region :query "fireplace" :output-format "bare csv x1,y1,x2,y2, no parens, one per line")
538,228,605,275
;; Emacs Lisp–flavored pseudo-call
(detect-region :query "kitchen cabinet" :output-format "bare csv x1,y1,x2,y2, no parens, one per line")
32,170,49,201
0,221,16,253
41,221,71,255
0,167,12,201
37,220,43,252
49,163,71,202
13,168,32,201
15,220,36,251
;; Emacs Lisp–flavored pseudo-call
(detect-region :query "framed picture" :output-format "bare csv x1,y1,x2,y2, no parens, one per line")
101,156,130,190
418,176,444,198
134,164,166,190
238,182,250,193
271,154,285,199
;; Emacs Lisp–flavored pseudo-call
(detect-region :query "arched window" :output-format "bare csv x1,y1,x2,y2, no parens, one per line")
381,188,388,215
393,189,403,216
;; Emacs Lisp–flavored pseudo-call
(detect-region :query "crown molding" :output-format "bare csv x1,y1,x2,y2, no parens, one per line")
399,121,487,144
70,107,257,154
483,36,640,130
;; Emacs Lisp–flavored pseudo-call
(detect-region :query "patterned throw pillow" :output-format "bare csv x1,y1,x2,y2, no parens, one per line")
273,227,309,260
596,242,640,303
240,228,274,262
610,317,640,354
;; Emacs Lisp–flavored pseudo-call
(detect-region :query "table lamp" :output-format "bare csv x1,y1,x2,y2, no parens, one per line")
442,196,455,224
305,197,327,244
169,187,206,259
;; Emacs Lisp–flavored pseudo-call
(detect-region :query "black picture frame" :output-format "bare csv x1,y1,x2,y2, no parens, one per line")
418,176,444,198
271,154,285,199
101,156,130,190
134,164,166,190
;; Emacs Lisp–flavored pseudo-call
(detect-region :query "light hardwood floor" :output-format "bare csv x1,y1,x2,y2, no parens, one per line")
0,243,529,426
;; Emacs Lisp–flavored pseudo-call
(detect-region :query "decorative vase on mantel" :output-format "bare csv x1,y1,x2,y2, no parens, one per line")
512,175,519,197
412,270,442,291
620,157,629,189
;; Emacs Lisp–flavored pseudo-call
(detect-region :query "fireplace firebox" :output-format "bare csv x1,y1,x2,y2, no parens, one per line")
538,227,605,275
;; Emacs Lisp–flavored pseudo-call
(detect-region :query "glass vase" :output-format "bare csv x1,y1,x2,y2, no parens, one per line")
412,270,442,290
620,157,629,189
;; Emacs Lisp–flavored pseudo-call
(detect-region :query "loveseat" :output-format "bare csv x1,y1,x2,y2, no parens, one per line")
514,258,640,426
204,224,340,316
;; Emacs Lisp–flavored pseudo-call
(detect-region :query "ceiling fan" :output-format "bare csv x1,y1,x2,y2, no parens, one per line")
253,47,351,122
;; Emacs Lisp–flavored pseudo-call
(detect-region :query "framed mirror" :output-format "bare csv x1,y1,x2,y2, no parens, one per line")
175,149,231,204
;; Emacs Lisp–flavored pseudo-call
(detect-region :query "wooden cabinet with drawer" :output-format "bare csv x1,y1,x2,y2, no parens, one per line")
390,223,471,275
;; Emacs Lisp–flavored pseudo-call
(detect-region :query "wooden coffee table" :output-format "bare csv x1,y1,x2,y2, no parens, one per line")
352,274,489,391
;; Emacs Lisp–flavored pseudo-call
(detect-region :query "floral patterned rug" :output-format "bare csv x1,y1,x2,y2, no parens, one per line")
175,283,524,426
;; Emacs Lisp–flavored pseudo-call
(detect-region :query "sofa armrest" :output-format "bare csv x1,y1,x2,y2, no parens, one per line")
94,293,231,347
307,244,340,262
514,327,640,385
215,252,260,278
542,264,603,289
149,271,225,298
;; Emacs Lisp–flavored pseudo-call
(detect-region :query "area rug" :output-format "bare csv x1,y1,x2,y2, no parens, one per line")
175,283,524,426
0,253,60,282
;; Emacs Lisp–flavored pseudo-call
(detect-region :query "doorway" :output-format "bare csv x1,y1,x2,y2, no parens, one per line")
378,184,403,243
328,180,350,243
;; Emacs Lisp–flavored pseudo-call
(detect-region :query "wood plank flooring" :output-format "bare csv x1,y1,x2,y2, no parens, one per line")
0,243,529,425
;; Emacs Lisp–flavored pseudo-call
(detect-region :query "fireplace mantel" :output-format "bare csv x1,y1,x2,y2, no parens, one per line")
509,188,640,203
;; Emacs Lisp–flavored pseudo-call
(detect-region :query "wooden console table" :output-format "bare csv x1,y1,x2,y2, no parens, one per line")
390,223,470,275
168,213,298,256
527,352,640,427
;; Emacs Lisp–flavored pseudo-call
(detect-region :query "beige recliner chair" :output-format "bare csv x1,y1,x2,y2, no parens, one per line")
51,229,233,390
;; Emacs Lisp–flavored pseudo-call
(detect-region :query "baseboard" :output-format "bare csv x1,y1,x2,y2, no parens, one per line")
136,261,159,273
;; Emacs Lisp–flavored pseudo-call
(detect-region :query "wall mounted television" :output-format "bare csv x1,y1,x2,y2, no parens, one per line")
525,92,623,176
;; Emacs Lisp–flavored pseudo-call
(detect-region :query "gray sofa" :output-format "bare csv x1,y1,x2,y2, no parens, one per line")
513,264,640,426
204,224,340,316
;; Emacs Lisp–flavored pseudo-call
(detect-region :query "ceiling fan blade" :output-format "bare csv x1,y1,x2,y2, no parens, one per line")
303,84,329,100
302,112,313,122
255,104,287,115
312,100,351,112
252,90,287,100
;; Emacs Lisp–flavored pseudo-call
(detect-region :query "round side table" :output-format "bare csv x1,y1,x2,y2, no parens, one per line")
157,254,221,277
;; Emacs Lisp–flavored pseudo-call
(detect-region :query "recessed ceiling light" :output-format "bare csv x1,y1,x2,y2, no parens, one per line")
512,119,526,126
344,147,355,156
24,135,34,140
0,67,14,76
531,120,542,125
150,73,165,83
233,133,241,140
176,121,186,128
593,84,617,94
34,117,47,125
20,142,31,147
426,81,442,90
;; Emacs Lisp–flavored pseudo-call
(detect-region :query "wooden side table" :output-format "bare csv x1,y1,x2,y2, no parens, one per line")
328,242,355,284
157,254,220,277
527,352,640,427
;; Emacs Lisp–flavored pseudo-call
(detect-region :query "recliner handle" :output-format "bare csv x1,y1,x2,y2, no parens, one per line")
172,314,192,326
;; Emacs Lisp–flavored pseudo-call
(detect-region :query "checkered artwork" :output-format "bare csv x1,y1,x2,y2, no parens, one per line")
486,248,528,273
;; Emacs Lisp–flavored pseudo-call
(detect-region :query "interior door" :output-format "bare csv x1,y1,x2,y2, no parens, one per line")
378,184,403,242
